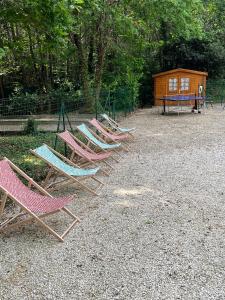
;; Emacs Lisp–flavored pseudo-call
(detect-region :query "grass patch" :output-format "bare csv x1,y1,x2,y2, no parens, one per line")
0,133,66,181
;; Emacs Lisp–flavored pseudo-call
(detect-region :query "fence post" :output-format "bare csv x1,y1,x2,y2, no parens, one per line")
95,93,98,120
54,100,67,156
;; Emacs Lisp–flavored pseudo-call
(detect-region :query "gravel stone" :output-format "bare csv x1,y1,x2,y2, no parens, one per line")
1,106,225,299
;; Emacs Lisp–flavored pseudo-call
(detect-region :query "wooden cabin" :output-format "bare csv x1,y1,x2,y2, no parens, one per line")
153,68,208,106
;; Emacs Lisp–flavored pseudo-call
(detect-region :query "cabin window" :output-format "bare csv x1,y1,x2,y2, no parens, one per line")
180,78,190,91
169,78,177,91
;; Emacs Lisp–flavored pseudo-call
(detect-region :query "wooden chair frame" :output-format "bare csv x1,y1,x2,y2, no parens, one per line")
76,125,124,161
57,131,115,177
30,145,104,196
100,114,135,139
0,158,80,242
89,119,130,152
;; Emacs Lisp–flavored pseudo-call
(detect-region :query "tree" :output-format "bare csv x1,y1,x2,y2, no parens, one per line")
1,0,224,111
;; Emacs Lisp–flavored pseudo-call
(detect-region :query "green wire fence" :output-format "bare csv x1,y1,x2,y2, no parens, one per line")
206,79,225,105
0,86,138,138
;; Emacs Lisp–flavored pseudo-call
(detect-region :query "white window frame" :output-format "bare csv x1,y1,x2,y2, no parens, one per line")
180,78,190,91
168,78,178,92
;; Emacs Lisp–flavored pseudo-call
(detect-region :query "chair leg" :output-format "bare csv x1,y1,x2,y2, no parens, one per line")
103,160,114,170
99,167,110,177
0,193,8,216
119,143,129,152
113,149,123,159
60,207,80,239
111,154,120,163
0,208,80,242
43,168,55,188
45,174,100,196
0,212,25,229
75,179,100,196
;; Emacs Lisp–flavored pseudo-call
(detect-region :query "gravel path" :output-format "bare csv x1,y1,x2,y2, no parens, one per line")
1,107,225,299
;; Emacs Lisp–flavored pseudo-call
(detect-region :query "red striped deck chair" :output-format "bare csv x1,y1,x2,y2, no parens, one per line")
89,118,130,152
57,130,114,176
0,158,80,242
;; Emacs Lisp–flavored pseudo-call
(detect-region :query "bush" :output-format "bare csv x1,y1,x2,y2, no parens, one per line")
4,83,84,116
24,118,38,135
0,133,57,181
7,91,41,115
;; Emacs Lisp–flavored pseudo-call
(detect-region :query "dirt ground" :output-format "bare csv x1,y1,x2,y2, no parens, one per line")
1,106,225,299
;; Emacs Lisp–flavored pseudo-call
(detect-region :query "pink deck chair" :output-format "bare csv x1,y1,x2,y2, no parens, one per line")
0,158,80,242
89,118,130,152
57,130,114,176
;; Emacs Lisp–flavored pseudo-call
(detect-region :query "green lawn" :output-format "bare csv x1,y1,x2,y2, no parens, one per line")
0,133,65,181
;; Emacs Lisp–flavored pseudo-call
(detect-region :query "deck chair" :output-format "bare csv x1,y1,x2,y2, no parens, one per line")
89,118,130,152
101,113,136,137
77,124,123,161
31,144,104,196
57,130,114,176
0,158,80,242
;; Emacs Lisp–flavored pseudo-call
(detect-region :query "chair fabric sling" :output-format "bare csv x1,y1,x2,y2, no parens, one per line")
89,118,129,141
34,144,99,176
58,131,112,161
0,160,72,213
101,113,136,133
0,159,80,241
32,145,104,195
77,124,121,150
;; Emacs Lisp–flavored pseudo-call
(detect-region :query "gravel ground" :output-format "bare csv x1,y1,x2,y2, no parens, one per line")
1,106,225,299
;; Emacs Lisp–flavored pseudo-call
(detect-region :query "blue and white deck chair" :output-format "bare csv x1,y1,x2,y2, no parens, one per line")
76,124,122,161
101,114,136,137
31,144,103,196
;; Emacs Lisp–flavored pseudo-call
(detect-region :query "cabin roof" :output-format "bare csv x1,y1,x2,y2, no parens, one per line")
152,68,208,78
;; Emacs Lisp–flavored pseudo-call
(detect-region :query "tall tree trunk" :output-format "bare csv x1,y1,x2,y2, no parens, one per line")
71,33,93,112
66,57,70,79
0,76,4,99
49,53,54,87
88,36,95,75
36,35,48,92
48,53,53,113
94,43,106,103
94,11,109,106
27,27,38,79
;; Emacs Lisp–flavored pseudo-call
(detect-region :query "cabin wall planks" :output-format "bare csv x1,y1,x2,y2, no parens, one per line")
153,69,208,106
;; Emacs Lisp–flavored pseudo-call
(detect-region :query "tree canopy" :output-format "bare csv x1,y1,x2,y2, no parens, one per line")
0,0,224,108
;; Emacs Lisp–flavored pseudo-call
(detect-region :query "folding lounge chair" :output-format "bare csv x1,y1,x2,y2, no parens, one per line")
89,118,130,152
101,113,136,137
57,130,114,176
77,124,123,161
31,144,104,196
0,158,80,242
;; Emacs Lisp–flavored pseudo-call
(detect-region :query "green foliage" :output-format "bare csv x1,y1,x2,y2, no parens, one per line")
0,133,56,181
0,0,225,109
0,48,6,60
48,81,84,109
206,79,225,103
3,85,84,116
4,0,225,183
8,92,41,115
24,118,38,135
